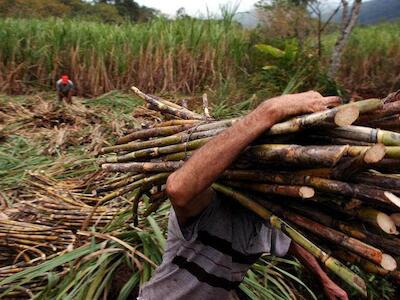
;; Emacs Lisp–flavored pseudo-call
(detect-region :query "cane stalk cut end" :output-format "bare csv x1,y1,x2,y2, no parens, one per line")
376,212,399,235
381,253,397,271
131,86,140,94
364,143,386,164
299,187,315,199
384,191,400,209
334,106,360,127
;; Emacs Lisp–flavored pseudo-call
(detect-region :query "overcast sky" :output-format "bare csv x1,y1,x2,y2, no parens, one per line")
135,0,351,16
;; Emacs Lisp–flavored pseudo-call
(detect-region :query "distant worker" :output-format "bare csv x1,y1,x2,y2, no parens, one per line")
56,75,74,104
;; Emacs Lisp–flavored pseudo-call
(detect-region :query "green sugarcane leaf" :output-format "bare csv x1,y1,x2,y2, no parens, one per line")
117,272,140,300
0,243,102,290
255,44,285,58
239,284,259,300
147,215,166,250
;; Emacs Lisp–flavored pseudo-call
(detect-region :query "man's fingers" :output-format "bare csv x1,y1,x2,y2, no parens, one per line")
334,288,348,300
323,96,342,107
306,90,322,98
339,291,349,300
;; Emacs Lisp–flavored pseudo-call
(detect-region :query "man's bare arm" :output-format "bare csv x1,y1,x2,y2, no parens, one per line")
166,91,340,223
289,243,348,300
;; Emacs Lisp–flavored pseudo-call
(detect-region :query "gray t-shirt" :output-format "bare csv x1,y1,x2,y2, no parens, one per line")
56,79,74,93
138,194,291,300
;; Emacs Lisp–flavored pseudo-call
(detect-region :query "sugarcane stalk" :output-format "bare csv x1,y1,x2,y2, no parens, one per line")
355,207,398,235
34,204,114,214
26,201,111,212
348,146,400,160
334,250,400,284
255,196,397,271
101,173,134,186
358,114,400,128
102,161,184,173
98,173,170,204
212,183,367,297
162,151,194,161
153,94,211,121
221,170,400,210
352,172,400,190
100,127,222,155
102,138,210,163
282,199,400,253
306,134,373,146
143,196,168,218
327,125,400,146
116,124,194,145
248,144,349,167
132,86,203,120
358,159,400,173
253,145,400,161
265,98,382,136
95,174,146,195
294,198,398,235
82,175,165,232
202,93,211,119
332,144,386,180
358,100,400,121
130,188,142,226
152,95,186,110
154,120,200,127
222,180,315,199
0,232,58,241
384,90,400,103
101,120,234,154
376,118,400,129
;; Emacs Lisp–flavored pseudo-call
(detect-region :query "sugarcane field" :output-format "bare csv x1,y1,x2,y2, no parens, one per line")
1,1,400,300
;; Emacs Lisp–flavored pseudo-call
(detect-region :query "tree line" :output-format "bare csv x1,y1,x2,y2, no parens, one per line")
0,0,158,22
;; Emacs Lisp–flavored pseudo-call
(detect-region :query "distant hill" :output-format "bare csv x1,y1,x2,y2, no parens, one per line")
329,0,400,25
357,0,400,24
235,10,258,28
236,0,400,28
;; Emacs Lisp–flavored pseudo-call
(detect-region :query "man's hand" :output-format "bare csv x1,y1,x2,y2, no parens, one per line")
262,91,341,119
322,277,349,300
286,90,341,114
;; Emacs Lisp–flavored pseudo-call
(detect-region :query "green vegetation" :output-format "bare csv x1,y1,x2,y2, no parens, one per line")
0,17,250,96
0,92,142,191
1,16,399,99
0,0,157,23
334,22,400,97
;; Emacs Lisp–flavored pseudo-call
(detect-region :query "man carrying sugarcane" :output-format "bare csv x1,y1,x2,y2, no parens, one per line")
138,91,348,300
56,75,74,104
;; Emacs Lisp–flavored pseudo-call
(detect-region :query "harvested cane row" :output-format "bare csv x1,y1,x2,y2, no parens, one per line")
97,87,400,297
0,169,134,298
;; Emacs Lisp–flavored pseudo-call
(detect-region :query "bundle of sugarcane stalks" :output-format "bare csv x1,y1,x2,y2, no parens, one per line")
96,87,400,298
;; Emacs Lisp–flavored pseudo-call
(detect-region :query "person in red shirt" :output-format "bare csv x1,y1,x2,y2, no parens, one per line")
56,75,74,104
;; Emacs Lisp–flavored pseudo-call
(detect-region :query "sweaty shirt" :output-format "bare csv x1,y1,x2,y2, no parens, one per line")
56,79,74,93
138,193,291,300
